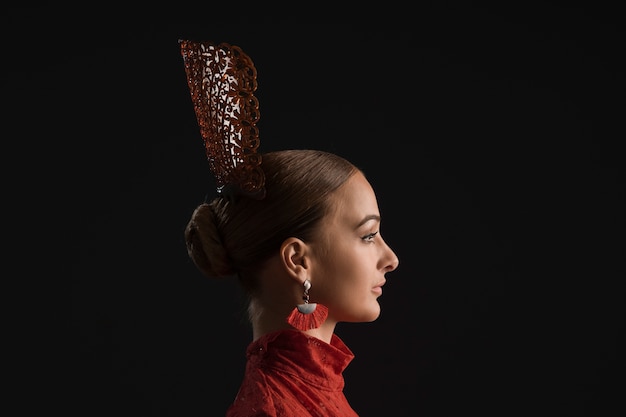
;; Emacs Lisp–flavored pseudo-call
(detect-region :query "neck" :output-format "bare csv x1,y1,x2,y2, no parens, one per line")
300,321,338,344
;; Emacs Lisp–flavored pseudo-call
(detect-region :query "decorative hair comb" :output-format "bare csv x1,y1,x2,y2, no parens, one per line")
179,40,266,200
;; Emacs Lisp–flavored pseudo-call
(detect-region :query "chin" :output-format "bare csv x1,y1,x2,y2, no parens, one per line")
361,307,382,322
335,303,381,322
369,312,382,322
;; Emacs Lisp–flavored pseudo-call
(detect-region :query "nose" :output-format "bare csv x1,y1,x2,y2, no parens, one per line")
382,240,399,273
387,250,399,272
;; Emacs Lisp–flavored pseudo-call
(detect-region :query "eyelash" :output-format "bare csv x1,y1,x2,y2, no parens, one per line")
362,231,379,242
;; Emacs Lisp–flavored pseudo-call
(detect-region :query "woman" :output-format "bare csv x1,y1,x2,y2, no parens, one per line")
180,40,399,417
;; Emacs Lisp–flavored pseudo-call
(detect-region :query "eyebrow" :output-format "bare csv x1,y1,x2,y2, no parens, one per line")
357,214,381,228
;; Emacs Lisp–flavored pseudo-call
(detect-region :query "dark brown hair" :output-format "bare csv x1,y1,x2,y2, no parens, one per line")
184,149,359,291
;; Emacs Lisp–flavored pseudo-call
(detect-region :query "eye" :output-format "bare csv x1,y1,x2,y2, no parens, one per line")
362,231,379,242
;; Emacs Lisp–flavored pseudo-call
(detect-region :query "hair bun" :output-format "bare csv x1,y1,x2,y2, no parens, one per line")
184,202,234,278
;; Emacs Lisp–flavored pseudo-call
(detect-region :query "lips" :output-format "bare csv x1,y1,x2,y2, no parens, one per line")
372,279,386,294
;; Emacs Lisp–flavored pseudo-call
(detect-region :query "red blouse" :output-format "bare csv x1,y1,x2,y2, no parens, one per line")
226,329,359,417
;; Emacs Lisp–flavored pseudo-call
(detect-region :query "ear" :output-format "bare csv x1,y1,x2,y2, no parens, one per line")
279,237,309,283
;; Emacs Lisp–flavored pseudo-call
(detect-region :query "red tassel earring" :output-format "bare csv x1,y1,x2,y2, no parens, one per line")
286,279,328,331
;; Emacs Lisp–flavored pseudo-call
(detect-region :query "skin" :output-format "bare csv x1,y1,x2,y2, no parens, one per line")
251,171,399,343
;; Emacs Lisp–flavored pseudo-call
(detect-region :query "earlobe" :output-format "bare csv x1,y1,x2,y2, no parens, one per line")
280,237,308,280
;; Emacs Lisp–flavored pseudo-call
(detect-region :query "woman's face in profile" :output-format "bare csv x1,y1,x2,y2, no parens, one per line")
307,171,399,323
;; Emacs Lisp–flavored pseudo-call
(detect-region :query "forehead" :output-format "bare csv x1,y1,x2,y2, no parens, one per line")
326,171,380,226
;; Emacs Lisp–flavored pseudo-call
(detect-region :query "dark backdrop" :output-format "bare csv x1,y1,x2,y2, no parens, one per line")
5,4,624,417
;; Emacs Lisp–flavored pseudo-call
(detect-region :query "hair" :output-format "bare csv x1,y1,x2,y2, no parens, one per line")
184,149,360,292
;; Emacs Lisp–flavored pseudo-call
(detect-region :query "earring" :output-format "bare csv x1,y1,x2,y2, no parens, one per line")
286,279,328,331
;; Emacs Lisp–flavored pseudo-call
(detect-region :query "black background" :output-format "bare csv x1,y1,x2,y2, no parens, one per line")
5,3,624,416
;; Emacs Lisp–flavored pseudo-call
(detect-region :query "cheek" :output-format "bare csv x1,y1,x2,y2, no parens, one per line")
312,249,350,299
315,250,368,305
320,241,360,277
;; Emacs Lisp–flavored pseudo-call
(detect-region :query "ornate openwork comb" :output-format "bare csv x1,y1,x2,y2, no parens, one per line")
180,40,266,199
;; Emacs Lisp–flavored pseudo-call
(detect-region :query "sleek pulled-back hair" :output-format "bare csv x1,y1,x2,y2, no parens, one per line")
184,149,359,290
